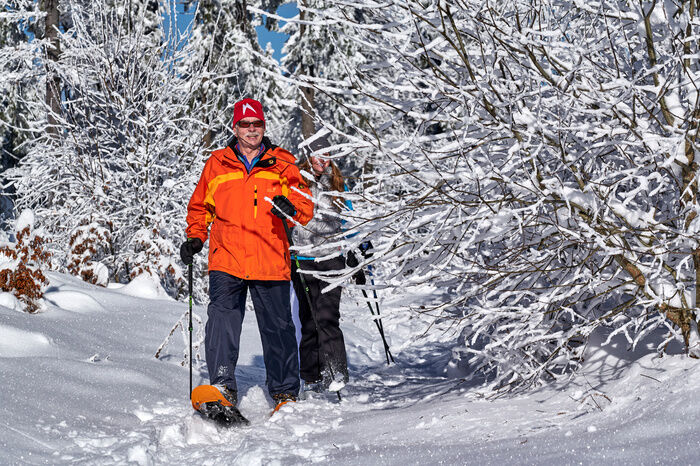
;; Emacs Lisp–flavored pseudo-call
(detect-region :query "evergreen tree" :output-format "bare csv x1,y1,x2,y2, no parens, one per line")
280,1,379,175
9,0,207,297
184,0,289,149
0,0,43,223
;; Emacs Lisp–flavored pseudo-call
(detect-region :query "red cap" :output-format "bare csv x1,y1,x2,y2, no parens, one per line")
232,98,265,128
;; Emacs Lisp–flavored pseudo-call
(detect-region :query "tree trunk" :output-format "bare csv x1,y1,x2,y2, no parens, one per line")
42,0,61,135
298,5,316,139
300,84,316,139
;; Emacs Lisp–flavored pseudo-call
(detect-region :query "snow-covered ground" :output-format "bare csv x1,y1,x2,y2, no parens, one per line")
1,272,698,465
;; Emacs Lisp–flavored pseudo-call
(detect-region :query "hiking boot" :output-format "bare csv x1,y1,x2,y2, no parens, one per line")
271,393,297,403
302,379,324,393
213,384,238,406
299,380,325,400
271,393,297,414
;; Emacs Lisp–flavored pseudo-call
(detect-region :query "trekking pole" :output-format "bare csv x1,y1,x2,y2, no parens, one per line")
360,289,393,365
366,266,388,336
188,263,193,399
361,265,394,364
281,220,342,402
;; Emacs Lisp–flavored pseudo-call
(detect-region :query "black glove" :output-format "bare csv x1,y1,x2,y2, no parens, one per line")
353,269,366,285
271,195,296,219
359,240,374,258
345,250,359,268
180,238,203,265
345,250,366,285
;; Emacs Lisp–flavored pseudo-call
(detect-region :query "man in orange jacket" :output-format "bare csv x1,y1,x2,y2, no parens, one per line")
180,98,313,407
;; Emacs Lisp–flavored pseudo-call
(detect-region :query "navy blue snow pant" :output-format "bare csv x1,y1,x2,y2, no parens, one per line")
292,256,349,384
205,270,300,398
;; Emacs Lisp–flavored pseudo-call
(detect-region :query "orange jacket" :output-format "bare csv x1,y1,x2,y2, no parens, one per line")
186,138,313,280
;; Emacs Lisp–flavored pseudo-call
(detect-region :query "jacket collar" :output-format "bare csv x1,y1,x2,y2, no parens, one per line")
223,136,277,171
226,136,276,155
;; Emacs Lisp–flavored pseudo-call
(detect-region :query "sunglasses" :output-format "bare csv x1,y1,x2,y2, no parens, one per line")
237,120,264,128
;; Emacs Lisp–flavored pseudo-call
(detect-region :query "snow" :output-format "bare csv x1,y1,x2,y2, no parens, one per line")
43,290,104,314
0,292,21,312
116,273,174,301
0,271,698,464
14,208,34,232
0,323,51,357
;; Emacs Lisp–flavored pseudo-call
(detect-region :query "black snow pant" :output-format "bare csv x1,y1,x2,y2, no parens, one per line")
205,270,300,398
291,256,349,384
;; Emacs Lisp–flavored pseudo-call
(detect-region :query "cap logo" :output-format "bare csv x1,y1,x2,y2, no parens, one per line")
242,103,257,115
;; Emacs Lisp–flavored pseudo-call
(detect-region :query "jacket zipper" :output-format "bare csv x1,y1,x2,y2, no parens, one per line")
253,185,258,219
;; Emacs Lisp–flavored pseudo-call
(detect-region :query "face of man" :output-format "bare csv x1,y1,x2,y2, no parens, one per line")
234,117,265,150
